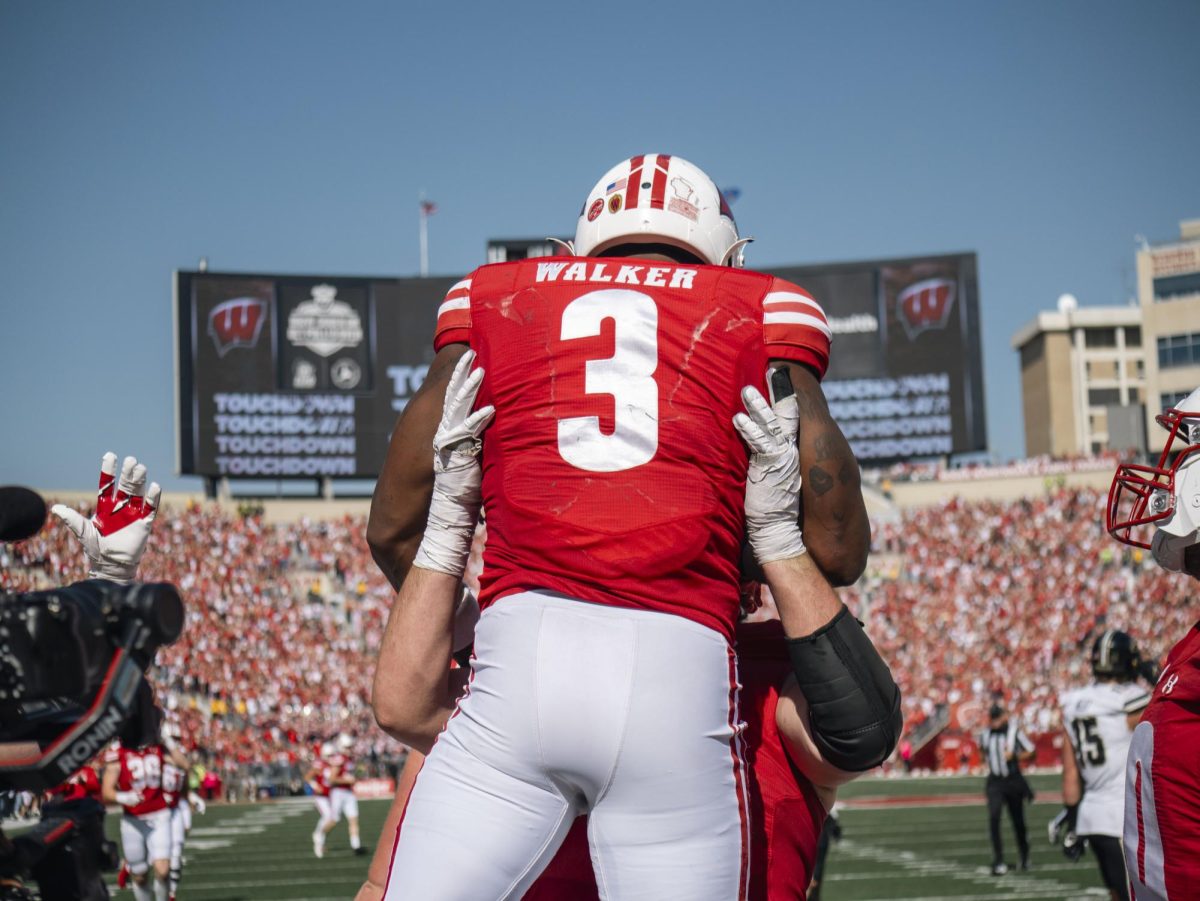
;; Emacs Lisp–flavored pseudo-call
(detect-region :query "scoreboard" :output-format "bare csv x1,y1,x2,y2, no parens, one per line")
768,252,984,461
175,252,984,478
175,271,451,478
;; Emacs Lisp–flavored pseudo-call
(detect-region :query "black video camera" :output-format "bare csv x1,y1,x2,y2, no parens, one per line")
0,579,184,793
0,579,184,900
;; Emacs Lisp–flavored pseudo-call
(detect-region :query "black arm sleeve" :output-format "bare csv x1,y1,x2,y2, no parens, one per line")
785,604,903,772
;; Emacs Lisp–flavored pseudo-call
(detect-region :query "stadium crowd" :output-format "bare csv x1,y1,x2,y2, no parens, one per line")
1,482,1188,788
858,485,1191,741
2,501,401,797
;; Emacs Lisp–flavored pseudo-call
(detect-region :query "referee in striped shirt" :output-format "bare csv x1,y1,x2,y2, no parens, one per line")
980,702,1035,875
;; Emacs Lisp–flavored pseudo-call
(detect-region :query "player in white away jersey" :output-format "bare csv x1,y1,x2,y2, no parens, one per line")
1055,630,1153,901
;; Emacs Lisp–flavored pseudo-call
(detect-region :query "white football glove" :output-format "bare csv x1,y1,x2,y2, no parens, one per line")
413,351,495,576
114,790,140,808
733,375,807,564
51,452,161,583
189,792,207,815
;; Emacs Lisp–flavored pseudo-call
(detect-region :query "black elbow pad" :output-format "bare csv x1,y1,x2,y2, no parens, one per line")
786,605,903,772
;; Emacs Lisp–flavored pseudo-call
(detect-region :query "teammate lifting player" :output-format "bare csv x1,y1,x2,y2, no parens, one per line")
365,347,879,900
366,155,901,899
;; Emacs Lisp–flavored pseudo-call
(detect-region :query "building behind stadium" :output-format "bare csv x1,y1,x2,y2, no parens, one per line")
1013,218,1200,458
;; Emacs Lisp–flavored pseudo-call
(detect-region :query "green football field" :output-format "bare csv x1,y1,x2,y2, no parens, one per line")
96,774,1117,899
826,775,1112,900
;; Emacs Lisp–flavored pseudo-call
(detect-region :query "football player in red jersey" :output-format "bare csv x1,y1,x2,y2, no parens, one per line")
1106,385,1200,901
103,734,190,901
368,156,894,898
369,340,897,897
46,761,103,804
307,736,366,857
305,742,335,858
359,358,877,900
161,720,204,901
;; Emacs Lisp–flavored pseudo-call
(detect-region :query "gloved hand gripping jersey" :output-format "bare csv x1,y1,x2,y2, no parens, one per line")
786,605,903,772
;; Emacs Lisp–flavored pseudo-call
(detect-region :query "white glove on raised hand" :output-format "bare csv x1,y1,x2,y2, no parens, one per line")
114,790,141,808
413,350,495,576
733,374,807,564
51,452,161,583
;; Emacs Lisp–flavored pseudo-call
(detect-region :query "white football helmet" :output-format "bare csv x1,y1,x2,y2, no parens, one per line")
573,154,748,267
1108,385,1200,569
320,741,336,759
337,733,353,752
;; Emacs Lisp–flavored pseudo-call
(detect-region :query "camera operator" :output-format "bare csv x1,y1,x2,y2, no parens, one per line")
0,451,181,900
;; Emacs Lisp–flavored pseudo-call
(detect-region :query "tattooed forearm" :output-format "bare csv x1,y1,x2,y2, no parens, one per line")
771,360,871,585
814,431,840,462
809,465,835,496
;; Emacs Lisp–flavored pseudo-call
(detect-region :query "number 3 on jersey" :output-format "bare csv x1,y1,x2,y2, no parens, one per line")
557,289,659,473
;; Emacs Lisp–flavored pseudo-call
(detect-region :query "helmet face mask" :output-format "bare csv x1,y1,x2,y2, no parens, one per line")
573,154,744,268
1107,404,1200,550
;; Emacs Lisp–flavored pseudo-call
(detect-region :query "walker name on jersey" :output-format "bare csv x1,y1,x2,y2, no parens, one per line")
535,261,697,290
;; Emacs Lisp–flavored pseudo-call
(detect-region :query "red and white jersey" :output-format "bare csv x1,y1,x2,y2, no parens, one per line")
48,765,102,804
325,753,355,790
1125,622,1200,900
105,743,169,817
310,762,331,797
312,753,353,795
433,258,831,640
735,619,827,898
162,760,188,810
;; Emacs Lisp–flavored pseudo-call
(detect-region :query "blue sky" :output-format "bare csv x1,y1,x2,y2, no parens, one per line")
1,0,1197,490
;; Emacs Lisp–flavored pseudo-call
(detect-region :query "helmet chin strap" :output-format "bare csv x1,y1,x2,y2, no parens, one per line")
547,237,575,255
721,237,754,268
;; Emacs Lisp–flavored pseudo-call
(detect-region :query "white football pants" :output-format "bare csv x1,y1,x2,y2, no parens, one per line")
330,786,359,820
121,809,172,874
384,590,749,901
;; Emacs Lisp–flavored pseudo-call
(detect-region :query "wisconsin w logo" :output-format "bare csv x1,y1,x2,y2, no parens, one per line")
897,278,956,340
209,297,267,356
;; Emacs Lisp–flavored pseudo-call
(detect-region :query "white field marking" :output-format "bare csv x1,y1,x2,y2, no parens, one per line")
830,859,1118,883
187,824,268,836
184,839,234,850
107,886,350,900
111,878,393,891
844,801,1070,815
827,861,1108,879
835,840,1108,898
847,894,1107,901
174,860,370,872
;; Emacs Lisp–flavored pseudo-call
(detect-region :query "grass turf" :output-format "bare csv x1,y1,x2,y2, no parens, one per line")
98,774,1116,900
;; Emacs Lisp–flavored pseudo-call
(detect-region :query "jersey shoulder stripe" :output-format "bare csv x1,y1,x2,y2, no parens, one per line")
433,274,475,350
761,277,831,378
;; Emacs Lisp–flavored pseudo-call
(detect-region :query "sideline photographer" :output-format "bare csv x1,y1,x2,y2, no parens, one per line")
0,453,183,900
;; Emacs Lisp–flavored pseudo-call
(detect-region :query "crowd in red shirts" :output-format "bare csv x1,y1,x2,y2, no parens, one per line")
1,484,1188,784
3,501,398,795
856,486,1190,742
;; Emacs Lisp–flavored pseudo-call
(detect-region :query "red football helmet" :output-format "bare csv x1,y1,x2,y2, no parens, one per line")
1107,388,1200,550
